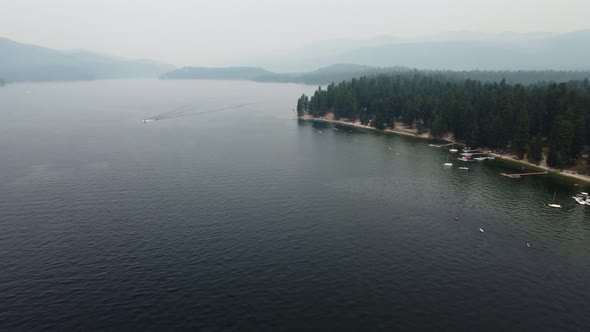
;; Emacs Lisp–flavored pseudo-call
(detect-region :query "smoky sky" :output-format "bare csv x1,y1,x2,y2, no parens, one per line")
2,0,589,66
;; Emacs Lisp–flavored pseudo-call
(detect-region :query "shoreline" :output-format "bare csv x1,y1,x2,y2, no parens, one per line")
298,116,590,185
298,116,450,142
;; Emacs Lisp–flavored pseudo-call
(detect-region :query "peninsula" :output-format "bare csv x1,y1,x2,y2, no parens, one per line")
296,73,590,183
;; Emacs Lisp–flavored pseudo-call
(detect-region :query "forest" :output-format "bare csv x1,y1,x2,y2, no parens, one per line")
296,74,590,169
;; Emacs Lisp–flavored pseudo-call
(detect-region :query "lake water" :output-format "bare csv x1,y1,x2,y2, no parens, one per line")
1,79,589,331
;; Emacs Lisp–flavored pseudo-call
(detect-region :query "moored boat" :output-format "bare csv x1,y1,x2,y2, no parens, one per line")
572,192,590,205
548,192,562,208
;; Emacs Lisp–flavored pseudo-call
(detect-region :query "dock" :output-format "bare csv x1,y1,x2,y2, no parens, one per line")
428,142,456,148
500,171,548,179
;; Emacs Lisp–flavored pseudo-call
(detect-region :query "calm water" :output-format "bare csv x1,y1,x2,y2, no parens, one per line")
1,79,589,331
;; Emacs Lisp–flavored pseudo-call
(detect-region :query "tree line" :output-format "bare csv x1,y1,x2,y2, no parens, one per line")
296,74,590,169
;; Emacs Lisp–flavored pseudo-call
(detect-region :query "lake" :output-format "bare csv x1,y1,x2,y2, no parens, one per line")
1,79,589,331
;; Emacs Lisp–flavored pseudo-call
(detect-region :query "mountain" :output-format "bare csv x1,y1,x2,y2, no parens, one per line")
161,66,273,80
0,37,175,83
252,30,590,72
160,64,412,85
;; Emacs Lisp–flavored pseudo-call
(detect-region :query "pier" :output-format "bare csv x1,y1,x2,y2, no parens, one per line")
500,171,548,179
428,142,456,148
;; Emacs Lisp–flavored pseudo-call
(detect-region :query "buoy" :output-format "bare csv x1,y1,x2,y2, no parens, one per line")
479,228,484,233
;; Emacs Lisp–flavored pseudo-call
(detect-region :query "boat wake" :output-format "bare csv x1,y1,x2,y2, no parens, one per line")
142,102,257,123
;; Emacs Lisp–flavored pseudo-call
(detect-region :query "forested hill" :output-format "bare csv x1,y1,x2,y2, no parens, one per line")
162,64,590,86
296,74,590,169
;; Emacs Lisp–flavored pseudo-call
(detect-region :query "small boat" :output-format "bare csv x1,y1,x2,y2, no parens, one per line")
474,157,486,161
449,144,458,153
572,192,589,205
548,192,562,208
458,167,469,170
479,228,484,233
443,154,453,167
143,119,154,123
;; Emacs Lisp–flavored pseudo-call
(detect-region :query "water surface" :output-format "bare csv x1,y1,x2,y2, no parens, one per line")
1,79,589,331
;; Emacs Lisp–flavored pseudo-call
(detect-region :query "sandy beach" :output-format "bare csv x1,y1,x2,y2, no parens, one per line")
299,114,438,141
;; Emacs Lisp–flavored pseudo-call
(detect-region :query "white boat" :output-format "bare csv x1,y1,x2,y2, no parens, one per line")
458,167,469,170
474,157,486,161
572,192,589,205
548,192,562,208
449,148,458,153
443,154,452,166
143,119,154,123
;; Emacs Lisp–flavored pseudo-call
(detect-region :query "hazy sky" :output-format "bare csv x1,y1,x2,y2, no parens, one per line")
2,0,589,66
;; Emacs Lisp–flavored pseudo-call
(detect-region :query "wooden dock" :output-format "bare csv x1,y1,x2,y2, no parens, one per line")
500,171,548,179
428,142,456,148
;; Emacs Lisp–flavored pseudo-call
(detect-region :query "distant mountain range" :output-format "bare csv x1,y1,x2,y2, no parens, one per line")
3,29,590,85
250,30,590,72
0,37,175,83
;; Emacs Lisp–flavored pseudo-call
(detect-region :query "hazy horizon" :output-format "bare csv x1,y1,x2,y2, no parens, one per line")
3,0,590,67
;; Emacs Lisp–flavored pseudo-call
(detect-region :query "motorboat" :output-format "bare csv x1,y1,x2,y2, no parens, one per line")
458,167,469,170
572,192,589,205
443,154,453,166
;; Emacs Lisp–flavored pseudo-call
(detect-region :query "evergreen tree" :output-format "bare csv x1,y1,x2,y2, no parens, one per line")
431,114,446,138
373,113,386,130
